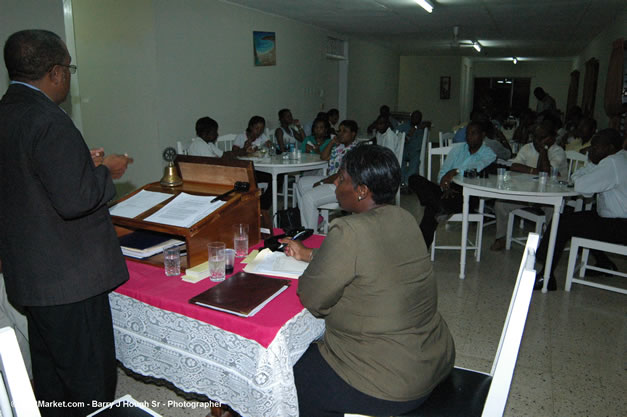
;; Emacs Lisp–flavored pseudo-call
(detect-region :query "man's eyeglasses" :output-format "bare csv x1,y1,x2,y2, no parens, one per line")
55,64,77,74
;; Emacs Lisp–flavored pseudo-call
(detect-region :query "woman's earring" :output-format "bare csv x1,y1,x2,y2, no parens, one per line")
357,195,363,201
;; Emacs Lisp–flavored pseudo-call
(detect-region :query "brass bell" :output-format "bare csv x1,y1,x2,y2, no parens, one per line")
160,146,182,187
160,161,182,187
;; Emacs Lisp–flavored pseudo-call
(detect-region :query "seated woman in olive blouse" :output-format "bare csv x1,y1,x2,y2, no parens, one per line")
281,145,455,417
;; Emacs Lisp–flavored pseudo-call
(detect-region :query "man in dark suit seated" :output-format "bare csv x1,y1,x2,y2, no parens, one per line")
0,29,131,416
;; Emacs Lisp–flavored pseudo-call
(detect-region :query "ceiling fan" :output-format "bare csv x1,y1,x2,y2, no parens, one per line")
450,26,481,51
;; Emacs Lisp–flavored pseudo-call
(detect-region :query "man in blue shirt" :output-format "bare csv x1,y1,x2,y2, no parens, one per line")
397,110,425,189
409,121,496,247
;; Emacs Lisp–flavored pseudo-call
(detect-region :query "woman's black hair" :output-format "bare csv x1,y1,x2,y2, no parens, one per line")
340,144,400,205
247,115,265,132
311,117,330,138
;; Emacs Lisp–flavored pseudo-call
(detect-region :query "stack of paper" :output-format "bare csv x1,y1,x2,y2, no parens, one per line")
119,230,184,259
243,248,309,279
144,193,226,228
182,261,210,283
109,190,173,218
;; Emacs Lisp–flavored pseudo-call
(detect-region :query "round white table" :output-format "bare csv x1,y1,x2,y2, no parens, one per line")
240,153,328,217
454,172,579,292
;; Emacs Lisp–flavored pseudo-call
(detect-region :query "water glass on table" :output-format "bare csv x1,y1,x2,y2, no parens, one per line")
208,242,226,282
163,246,181,276
550,166,559,180
233,224,249,258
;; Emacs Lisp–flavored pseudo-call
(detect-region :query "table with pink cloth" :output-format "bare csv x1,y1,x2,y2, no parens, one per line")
111,234,325,417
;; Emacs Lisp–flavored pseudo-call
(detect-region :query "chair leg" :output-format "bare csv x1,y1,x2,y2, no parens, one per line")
476,201,485,262
506,213,514,250
565,241,579,291
430,231,436,261
579,248,590,278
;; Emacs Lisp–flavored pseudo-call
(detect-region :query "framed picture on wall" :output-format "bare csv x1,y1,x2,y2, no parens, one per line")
253,31,276,66
440,76,451,100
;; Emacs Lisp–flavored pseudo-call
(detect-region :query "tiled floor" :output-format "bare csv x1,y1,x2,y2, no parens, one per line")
115,193,626,417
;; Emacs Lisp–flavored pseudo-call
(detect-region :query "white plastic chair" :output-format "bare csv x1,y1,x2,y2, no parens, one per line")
564,237,627,294
427,143,485,262
318,201,341,234
439,131,454,147
0,326,40,417
418,127,430,177
176,138,193,155
346,234,538,417
565,150,591,212
506,207,546,250
217,134,236,152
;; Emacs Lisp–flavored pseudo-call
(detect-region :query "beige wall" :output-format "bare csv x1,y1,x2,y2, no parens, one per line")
472,59,574,115
347,39,400,135
574,11,627,128
398,56,462,138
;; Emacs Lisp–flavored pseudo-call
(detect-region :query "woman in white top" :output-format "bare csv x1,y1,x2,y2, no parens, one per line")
275,108,305,152
232,116,271,156
187,117,224,158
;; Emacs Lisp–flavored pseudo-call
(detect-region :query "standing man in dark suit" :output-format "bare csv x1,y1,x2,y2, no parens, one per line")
0,30,132,416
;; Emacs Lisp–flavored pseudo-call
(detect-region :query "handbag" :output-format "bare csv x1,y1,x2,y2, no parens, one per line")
273,207,302,232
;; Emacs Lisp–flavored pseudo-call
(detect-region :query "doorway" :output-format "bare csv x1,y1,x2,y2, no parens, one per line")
473,77,531,118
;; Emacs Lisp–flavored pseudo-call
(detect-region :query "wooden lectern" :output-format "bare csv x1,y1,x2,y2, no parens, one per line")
111,155,261,269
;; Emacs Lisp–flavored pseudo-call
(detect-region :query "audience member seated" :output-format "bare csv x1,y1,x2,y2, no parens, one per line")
512,108,536,144
534,86,557,114
397,110,425,189
282,145,455,417
453,108,482,143
304,111,329,137
295,120,359,229
274,108,305,152
327,108,340,136
301,118,332,155
490,119,567,251
409,121,496,247
565,117,596,153
373,114,399,153
187,117,226,158
533,128,627,290
232,116,274,211
232,115,271,155
367,104,399,135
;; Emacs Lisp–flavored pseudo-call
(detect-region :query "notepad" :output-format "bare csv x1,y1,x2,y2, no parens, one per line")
189,272,290,317
243,248,309,279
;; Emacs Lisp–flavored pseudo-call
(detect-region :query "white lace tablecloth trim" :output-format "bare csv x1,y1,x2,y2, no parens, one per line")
110,293,325,417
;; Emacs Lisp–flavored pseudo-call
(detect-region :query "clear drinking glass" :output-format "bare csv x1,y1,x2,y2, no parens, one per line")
208,242,226,282
233,224,249,258
163,246,181,276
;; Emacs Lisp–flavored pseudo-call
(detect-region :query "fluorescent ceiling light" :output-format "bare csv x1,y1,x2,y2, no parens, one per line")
473,41,482,52
414,0,433,13
512,57,518,64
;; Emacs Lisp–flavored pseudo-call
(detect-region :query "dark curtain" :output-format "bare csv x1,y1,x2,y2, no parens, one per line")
604,38,626,134
566,70,580,113
581,58,599,117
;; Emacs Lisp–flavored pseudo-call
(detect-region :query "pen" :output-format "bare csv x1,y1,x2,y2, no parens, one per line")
277,230,308,250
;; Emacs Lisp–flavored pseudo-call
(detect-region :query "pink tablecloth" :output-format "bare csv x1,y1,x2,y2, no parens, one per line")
114,232,324,348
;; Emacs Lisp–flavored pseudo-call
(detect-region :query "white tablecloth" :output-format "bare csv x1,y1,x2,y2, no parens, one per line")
110,293,325,417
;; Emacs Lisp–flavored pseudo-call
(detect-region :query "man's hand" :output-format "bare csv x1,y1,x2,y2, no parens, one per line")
439,169,458,190
90,147,105,167
103,154,133,179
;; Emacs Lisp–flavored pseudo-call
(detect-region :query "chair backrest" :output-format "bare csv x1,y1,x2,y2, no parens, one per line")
0,327,40,417
217,134,237,152
176,138,194,155
418,127,430,177
565,150,587,180
427,142,454,182
439,131,454,147
481,233,538,417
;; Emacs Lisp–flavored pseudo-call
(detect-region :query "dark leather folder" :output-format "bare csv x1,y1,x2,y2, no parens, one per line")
189,272,290,317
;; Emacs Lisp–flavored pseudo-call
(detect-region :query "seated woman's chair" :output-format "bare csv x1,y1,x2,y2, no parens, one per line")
0,327,40,417
346,234,538,417
216,133,237,152
427,143,485,262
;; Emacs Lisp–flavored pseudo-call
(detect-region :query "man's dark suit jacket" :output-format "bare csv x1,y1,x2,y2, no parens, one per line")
0,84,128,306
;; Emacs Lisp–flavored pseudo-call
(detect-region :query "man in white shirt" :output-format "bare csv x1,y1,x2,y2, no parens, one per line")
534,128,627,290
373,115,401,158
187,117,224,158
491,120,567,251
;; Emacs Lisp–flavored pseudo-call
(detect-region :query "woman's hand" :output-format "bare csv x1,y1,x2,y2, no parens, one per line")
279,238,313,262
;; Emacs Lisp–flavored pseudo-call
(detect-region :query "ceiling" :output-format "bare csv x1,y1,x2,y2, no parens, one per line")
224,0,626,58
